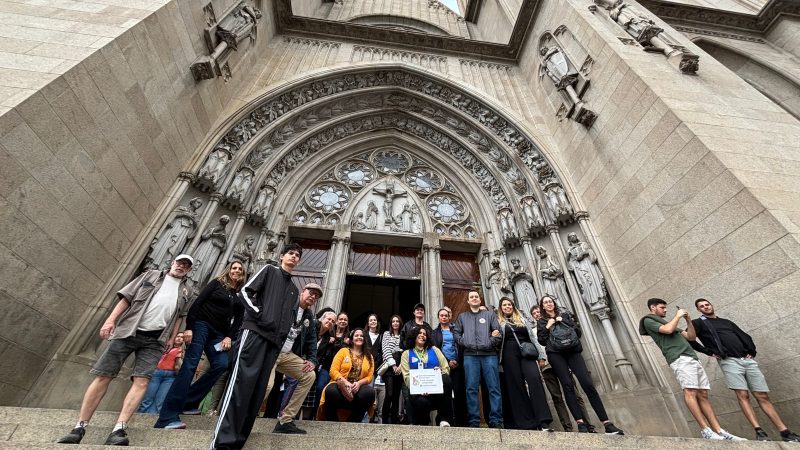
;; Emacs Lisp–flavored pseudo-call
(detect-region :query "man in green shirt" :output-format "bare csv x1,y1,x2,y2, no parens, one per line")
640,298,744,441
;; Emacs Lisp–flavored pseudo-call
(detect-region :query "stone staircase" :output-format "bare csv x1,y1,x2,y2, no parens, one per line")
0,407,789,449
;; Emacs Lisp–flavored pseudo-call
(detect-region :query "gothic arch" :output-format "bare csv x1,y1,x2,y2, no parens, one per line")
693,37,800,121
348,14,451,36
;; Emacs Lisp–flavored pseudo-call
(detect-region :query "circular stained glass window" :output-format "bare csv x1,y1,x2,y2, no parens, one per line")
320,191,339,205
437,203,456,217
427,194,465,224
373,150,410,174
309,184,349,213
336,161,375,188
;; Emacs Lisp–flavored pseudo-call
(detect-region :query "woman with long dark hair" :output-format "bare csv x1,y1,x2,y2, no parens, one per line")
400,326,453,426
313,312,349,415
320,328,375,421
381,315,403,424
536,295,624,435
496,297,552,430
155,261,247,429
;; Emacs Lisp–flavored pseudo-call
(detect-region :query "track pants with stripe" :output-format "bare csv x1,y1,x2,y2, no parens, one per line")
211,329,279,450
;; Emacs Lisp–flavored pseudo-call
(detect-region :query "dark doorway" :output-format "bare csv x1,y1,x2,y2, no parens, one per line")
341,275,421,331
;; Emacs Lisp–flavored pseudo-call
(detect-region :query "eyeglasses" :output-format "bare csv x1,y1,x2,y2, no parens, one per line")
306,290,321,299
174,260,192,268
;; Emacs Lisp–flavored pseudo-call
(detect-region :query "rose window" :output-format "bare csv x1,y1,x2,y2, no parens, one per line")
427,195,464,224
406,167,442,194
309,184,349,213
373,150,410,174
337,161,375,188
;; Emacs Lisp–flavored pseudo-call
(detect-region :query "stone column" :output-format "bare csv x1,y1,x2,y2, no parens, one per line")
214,210,249,275
322,235,350,313
422,243,433,322
521,237,544,298
428,244,444,323
547,225,614,391
186,192,224,254
64,172,196,356
575,211,638,388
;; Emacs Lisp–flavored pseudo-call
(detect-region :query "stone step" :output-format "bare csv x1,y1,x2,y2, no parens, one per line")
0,407,786,449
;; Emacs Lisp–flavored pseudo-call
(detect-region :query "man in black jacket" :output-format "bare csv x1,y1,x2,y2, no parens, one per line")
692,298,800,442
211,243,303,450
399,303,433,350
264,282,322,434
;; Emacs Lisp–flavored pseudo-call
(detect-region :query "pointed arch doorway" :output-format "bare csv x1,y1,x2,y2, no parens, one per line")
341,243,422,330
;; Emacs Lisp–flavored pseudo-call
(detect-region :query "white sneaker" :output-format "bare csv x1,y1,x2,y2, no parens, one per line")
439,421,451,427
701,428,724,440
718,429,747,441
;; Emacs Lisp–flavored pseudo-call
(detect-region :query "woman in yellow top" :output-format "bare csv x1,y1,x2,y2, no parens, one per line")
320,328,375,422
400,326,453,426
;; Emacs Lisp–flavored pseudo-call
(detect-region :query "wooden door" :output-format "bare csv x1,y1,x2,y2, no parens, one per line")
441,251,480,321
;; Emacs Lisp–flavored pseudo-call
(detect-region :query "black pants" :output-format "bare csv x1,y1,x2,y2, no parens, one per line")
450,365,468,427
324,383,375,422
211,330,279,450
542,368,589,431
383,373,403,424
547,349,608,423
406,374,454,425
501,346,553,430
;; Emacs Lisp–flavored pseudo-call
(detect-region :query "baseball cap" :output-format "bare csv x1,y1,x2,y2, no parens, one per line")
413,302,425,311
175,254,194,265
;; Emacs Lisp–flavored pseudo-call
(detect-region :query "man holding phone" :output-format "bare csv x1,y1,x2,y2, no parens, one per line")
640,298,744,441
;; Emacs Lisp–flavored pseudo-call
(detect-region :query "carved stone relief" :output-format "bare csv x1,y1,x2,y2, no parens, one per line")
231,234,257,274
192,215,230,284
145,197,203,270
521,196,546,236
539,31,597,127
566,232,609,311
190,1,263,81
535,245,571,309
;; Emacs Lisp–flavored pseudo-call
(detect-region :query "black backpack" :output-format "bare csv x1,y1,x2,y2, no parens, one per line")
548,321,580,351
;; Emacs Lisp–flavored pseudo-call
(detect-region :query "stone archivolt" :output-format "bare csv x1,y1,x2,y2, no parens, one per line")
193,68,575,236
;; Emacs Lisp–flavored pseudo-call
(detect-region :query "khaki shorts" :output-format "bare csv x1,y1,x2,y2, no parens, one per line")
669,355,710,390
719,357,769,392
90,332,163,379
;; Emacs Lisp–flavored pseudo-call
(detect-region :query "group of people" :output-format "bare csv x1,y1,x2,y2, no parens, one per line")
55,243,798,449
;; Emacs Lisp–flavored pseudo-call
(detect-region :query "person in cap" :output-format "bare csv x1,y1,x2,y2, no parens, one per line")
154,261,248,429
399,303,433,350
263,282,323,433
58,255,195,446
210,243,306,449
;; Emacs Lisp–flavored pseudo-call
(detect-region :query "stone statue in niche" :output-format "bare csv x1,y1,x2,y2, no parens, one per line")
522,197,546,232
509,258,538,316
198,148,230,186
593,0,699,74
364,201,379,230
145,197,203,270
410,204,421,233
253,239,278,272
250,187,274,221
544,184,574,221
192,215,230,284
372,179,408,225
397,203,413,233
566,232,608,309
540,45,597,127
486,257,513,306
231,234,257,274
498,209,520,242
351,212,367,230
227,168,254,205
217,4,262,51
535,245,572,309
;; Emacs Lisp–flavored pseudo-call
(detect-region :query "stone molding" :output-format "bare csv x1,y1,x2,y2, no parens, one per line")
672,25,766,43
638,0,800,32
352,45,449,73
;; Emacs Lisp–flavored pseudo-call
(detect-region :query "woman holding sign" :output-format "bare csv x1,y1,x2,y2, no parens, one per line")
497,297,552,431
400,326,453,426
320,328,375,422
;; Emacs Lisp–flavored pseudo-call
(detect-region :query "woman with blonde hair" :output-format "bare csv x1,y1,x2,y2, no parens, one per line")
496,297,552,430
155,261,247,429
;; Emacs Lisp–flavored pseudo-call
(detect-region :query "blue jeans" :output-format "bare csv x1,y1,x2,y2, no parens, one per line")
464,354,503,426
279,376,299,416
138,369,176,414
155,321,228,427
313,367,330,415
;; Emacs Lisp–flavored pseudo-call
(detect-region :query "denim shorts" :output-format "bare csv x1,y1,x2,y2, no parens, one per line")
669,355,710,390
719,357,769,392
90,331,164,379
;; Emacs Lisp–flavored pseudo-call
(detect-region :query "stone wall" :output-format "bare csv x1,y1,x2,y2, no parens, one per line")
469,0,514,43
2,0,274,407
768,16,800,58
325,0,470,38
518,0,800,436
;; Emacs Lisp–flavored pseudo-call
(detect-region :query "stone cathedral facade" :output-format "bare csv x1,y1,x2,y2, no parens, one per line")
1,0,799,438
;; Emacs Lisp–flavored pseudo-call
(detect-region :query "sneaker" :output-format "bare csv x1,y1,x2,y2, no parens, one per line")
182,408,202,415
586,423,597,433
273,421,307,434
104,429,129,446
701,428,725,440
439,421,451,427
540,427,554,432
604,422,625,435
488,422,504,429
755,428,769,441
577,422,591,433
782,430,800,442
56,426,85,444
164,421,187,430
718,429,747,441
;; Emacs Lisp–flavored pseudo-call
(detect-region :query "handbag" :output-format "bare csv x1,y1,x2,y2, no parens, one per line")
377,356,396,376
507,323,539,360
